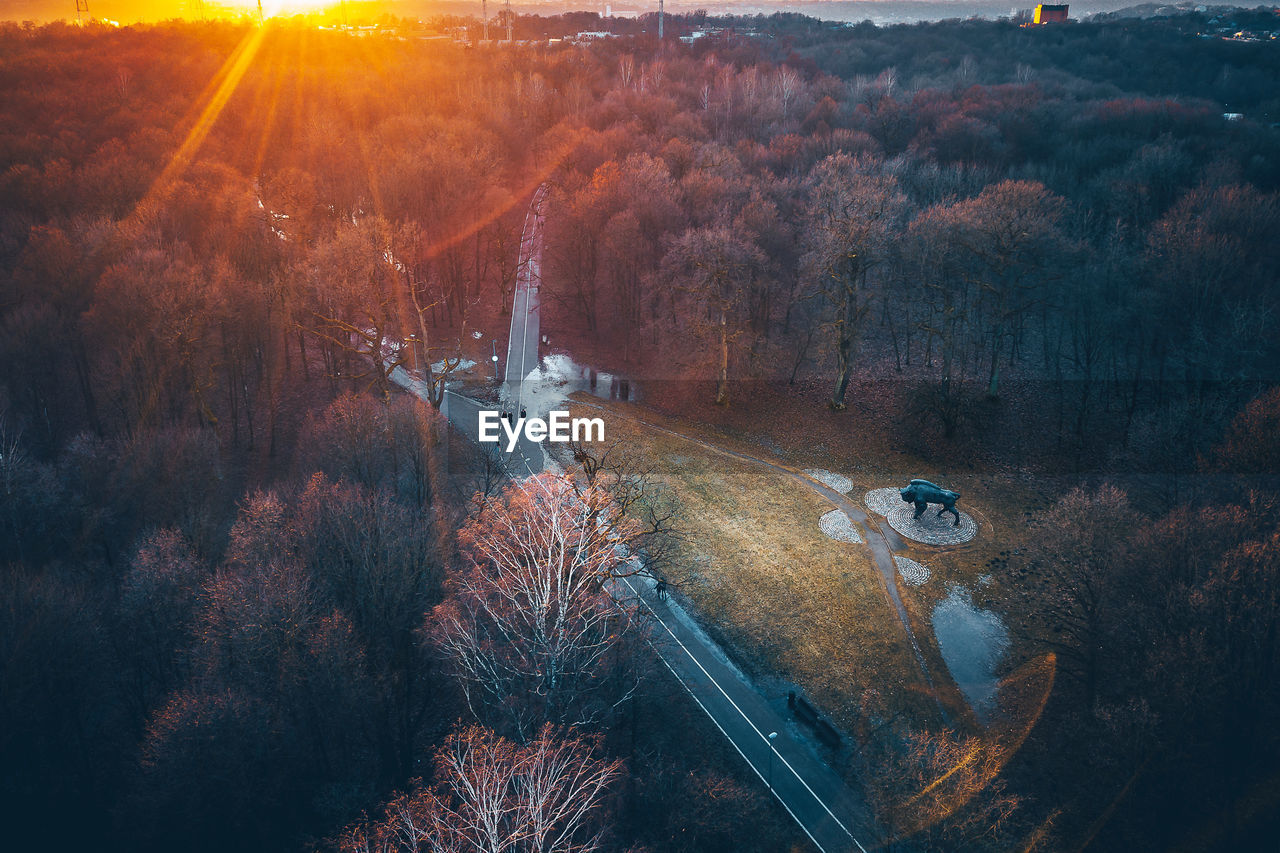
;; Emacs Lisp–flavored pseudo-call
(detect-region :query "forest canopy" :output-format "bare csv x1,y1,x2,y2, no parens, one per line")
2,9,1279,852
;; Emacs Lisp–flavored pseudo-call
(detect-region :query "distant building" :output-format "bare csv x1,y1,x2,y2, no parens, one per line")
1033,4,1069,23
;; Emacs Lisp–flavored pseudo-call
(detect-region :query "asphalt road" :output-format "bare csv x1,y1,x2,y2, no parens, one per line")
402,184,877,851
502,183,548,408
392,183,552,477
620,573,874,853
443,388,543,477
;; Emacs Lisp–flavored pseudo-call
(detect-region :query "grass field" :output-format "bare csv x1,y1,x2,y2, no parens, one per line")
559,387,1061,745
564,398,955,736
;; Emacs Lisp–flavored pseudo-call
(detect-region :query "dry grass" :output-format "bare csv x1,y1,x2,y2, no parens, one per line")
566,398,943,732
561,388,1069,736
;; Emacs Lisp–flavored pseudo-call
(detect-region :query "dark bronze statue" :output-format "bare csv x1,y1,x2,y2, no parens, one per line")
900,479,962,526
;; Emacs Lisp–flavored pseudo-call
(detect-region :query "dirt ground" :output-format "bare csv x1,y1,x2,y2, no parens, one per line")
562,383,1060,740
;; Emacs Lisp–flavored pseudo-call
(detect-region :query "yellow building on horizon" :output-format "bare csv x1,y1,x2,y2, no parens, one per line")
1033,4,1070,24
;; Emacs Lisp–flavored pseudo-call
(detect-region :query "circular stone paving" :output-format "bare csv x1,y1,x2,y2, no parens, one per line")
805,468,854,494
864,488,903,517
819,509,863,544
885,504,978,545
894,556,931,586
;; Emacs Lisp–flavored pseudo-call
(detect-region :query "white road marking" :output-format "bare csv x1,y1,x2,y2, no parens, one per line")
620,574,867,853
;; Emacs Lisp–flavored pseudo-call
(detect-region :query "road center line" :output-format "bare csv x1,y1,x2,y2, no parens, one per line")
620,575,866,851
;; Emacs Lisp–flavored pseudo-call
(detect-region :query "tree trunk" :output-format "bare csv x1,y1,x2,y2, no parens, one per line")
830,281,857,410
715,304,729,406
986,326,1003,398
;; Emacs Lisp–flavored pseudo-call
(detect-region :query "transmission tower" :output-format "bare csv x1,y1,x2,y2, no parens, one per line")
505,0,512,42
658,0,664,43
75,0,89,25
482,0,488,42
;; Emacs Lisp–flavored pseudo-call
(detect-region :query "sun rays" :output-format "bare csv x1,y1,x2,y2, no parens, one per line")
137,24,267,216
128,20,584,271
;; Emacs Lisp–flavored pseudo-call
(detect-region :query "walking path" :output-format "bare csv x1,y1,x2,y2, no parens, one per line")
571,398,947,720
502,183,548,409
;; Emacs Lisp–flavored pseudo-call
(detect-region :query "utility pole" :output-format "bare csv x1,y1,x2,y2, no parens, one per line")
257,0,264,24
506,0,512,42
482,0,488,42
658,0,664,43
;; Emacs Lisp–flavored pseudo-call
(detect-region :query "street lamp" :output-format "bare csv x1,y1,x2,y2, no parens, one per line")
767,731,778,792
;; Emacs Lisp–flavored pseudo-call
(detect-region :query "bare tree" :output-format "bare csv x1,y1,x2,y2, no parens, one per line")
305,219,464,406
393,222,467,409
1007,484,1140,707
662,224,764,406
775,65,802,122
919,180,1068,398
339,724,621,853
305,217,410,399
802,155,908,410
433,473,641,739
905,203,976,437
867,727,1025,852
567,437,682,585
117,529,206,724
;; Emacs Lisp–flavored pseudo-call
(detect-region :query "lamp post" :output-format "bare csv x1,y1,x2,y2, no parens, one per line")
767,731,778,792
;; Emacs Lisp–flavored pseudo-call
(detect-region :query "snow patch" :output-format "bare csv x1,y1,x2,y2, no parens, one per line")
894,556,931,586
433,358,476,374
864,487,903,517
805,468,854,494
819,509,863,544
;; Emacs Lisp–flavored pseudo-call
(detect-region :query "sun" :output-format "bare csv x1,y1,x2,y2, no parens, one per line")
259,0,334,16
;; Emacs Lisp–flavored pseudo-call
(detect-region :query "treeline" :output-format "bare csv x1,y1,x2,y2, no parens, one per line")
4,17,1279,473
537,20,1280,475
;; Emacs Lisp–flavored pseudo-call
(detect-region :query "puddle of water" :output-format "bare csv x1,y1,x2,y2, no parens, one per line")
931,583,1010,723
500,353,641,419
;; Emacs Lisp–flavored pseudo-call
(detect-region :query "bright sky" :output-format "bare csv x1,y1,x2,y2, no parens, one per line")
0,0,357,24
259,0,332,14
